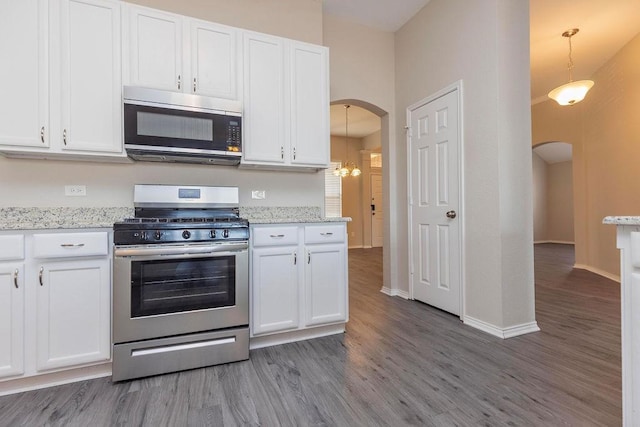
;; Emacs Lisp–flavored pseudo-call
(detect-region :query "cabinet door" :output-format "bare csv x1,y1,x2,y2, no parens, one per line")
190,20,237,99
0,0,49,149
59,0,122,153
290,42,329,167
36,259,110,371
0,264,25,379
127,5,182,91
304,244,348,326
242,32,286,164
251,246,299,335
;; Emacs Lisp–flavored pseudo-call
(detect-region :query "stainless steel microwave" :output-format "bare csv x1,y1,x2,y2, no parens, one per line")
123,86,242,165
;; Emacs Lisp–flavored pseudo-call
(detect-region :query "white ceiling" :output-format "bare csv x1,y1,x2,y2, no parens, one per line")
325,0,640,159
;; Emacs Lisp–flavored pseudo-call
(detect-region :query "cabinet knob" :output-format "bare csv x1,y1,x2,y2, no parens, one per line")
63,129,67,145
294,252,297,265
39,266,44,286
13,269,19,289
193,77,197,93
40,126,45,143
177,75,181,90
281,146,284,160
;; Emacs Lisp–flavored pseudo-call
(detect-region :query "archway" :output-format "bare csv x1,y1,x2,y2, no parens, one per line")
329,99,389,291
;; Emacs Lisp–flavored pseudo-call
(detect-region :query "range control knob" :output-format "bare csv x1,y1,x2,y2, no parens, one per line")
210,230,217,239
154,230,163,240
223,229,230,238
182,230,191,239
140,231,148,241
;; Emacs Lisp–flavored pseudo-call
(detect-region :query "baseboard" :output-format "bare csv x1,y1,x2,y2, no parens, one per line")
249,323,345,350
464,316,540,339
380,287,410,300
363,245,372,249
348,245,364,249
573,264,620,283
534,240,575,245
0,362,112,396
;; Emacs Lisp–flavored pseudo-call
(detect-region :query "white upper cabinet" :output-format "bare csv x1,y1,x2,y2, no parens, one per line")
125,5,183,91
241,32,329,170
189,20,238,99
242,32,287,164
289,42,329,167
0,0,49,149
59,0,122,153
0,0,124,159
124,6,239,100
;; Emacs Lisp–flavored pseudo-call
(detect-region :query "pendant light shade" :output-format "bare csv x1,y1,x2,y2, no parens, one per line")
547,28,594,106
547,79,594,106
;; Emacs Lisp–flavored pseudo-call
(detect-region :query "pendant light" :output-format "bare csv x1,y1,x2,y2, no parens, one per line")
547,28,594,106
333,105,361,178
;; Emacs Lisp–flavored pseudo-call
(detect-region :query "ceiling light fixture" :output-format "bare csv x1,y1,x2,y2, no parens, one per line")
547,28,594,106
333,105,361,178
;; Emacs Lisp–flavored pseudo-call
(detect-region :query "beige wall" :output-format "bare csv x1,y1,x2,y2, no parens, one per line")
395,0,535,328
547,161,574,243
323,14,397,287
0,0,325,209
532,32,640,278
532,152,548,242
532,154,575,244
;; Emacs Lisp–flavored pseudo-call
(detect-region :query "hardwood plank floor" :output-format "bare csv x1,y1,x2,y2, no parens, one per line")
0,243,621,426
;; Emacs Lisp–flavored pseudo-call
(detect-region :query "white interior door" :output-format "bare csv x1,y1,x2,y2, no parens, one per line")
370,172,383,248
408,87,461,316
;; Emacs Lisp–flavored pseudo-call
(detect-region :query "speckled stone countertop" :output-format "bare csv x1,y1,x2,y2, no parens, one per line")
0,207,133,230
241,207,351,224
603,216,640,225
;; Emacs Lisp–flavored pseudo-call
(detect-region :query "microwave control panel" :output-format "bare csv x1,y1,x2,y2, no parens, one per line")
226,119,242,151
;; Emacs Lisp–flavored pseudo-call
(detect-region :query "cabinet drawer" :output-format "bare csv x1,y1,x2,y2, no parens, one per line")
0,235,25,261
252,226,298,247
32,232,108,258
304,224,345,244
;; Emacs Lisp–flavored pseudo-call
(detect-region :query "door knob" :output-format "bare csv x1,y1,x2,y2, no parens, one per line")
446,210,457,219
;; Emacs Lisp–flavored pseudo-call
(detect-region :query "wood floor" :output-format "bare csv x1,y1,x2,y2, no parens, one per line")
0,243,621,426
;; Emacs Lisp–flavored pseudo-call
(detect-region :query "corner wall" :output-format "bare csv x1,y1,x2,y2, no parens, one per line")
395,0,535,330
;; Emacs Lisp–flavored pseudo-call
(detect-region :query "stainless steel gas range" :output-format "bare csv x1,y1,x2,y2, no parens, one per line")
111,185,249,382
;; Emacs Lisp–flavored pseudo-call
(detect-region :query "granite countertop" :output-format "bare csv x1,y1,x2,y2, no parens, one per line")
0,207,133,230
241,207,351,224
603,216,640,226
0,206,349,230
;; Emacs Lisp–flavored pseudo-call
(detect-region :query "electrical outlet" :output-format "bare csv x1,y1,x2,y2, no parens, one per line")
65,185,86,196
251,190,266,200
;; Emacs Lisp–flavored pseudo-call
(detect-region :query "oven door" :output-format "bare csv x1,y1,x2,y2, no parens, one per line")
113,242,248,344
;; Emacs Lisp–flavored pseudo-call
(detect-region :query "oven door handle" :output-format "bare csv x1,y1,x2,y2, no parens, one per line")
114,242,248,258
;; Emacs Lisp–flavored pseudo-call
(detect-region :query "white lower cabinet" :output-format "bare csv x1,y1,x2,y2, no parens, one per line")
250,223,348,343
304,244,347,326
36,258,110,371
0,258,25,379
251,246,299,335
0,230,111,384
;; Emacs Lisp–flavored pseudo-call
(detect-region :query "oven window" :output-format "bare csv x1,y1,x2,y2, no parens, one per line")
130,256,236,318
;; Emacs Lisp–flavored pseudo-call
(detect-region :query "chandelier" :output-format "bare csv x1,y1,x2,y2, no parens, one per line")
547,28,594,106
333,105,361,177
